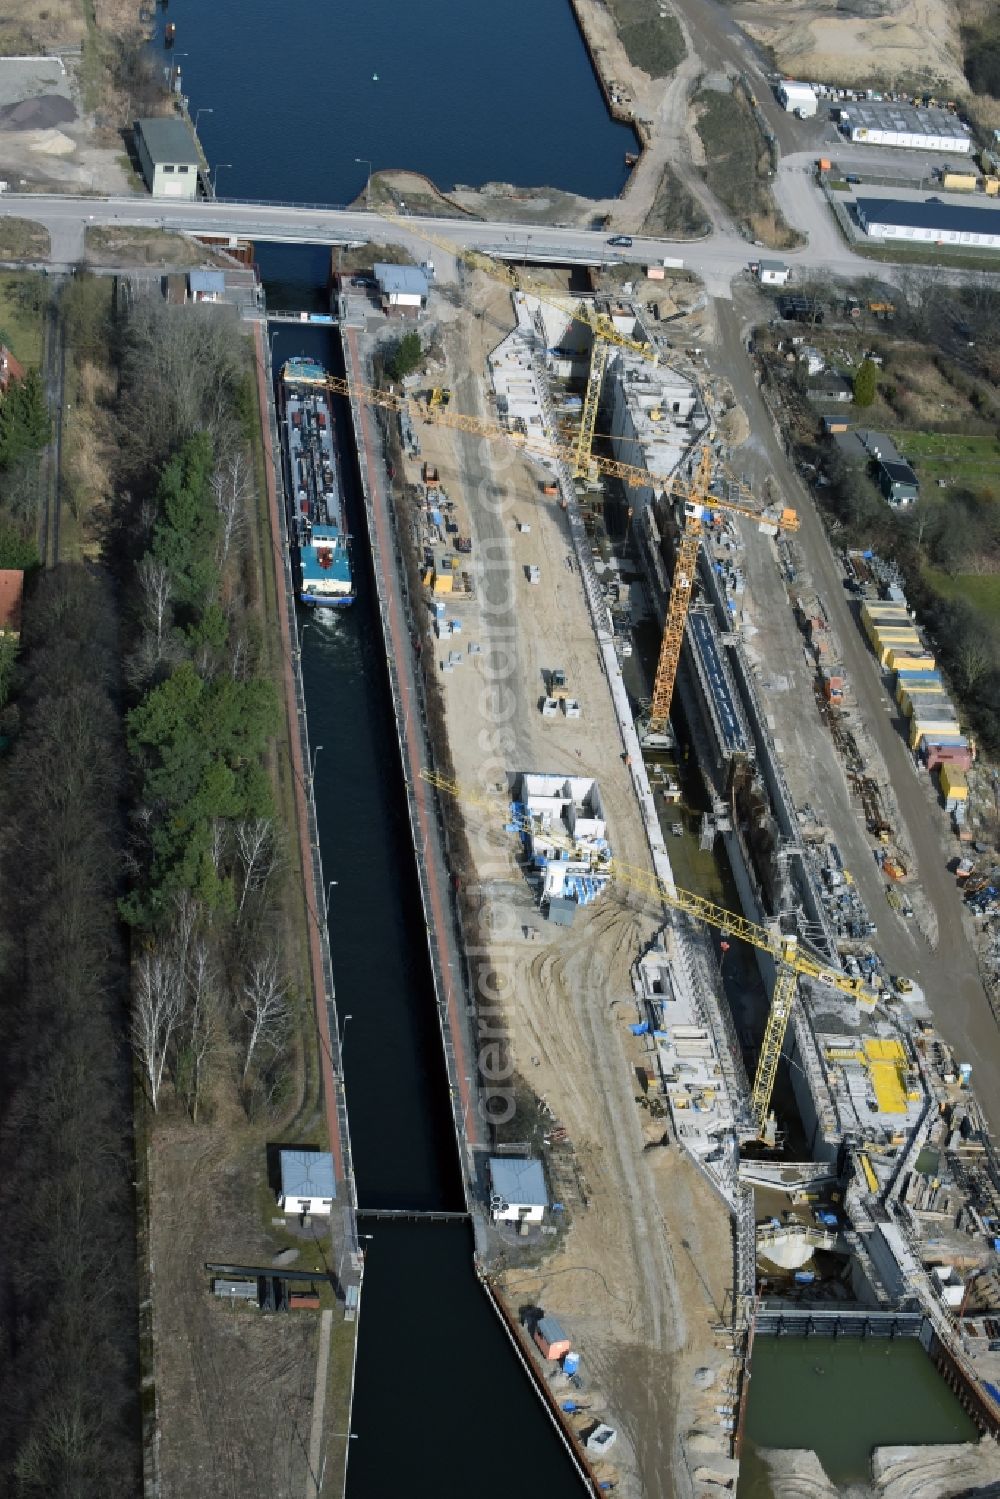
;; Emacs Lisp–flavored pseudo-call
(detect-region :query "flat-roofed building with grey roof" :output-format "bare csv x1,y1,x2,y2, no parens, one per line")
134,116,200,199
839,102,971,153
857,196,1000,249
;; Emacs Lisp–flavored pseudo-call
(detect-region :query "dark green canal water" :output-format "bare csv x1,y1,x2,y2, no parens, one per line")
738,1337,978,1496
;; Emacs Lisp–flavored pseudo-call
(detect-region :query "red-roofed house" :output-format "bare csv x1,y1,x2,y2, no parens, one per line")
0,345,24,394
0,569,24,638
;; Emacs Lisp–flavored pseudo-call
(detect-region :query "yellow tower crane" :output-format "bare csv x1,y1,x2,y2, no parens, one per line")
378,211,658,478
324,366,670,489
418,768,874,1138
371,214,798,737
647,451,799,742
323,365,798,746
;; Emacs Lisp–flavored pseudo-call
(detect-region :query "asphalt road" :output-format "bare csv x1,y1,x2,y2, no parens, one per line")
713,299,1000,1134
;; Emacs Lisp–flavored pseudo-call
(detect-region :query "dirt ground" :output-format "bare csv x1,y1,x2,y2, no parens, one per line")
148,1112,352,1499
728,0,967,91
0,216,48,259
84,225,227,268
0,51,132,195
392,275,734,1497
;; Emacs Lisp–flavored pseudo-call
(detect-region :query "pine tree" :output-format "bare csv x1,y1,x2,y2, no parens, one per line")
853,359,877,408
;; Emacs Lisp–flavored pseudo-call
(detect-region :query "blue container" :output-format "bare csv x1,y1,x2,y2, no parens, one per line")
563,1351,580,1376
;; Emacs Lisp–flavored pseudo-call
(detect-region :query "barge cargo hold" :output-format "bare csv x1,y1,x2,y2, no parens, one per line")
280,357,355,608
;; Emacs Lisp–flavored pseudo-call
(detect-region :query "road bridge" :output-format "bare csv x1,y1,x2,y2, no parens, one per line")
0,188,897,298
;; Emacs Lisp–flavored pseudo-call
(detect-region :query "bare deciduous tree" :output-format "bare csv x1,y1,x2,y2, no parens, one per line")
234,817,278,919
136,555,173,661
211,451,251,569
183,937,218,1123
238,952,289,1081
132,948,184,1111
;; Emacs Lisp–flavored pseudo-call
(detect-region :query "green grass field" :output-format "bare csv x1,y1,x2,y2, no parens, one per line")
925,569,1000,620
893,431,1000,495
0,274,47,368
895,432,1000,459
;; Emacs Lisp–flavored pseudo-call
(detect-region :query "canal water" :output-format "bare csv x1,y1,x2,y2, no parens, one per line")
268,289,582,1494
738,1337,978,1496
154,0,636,203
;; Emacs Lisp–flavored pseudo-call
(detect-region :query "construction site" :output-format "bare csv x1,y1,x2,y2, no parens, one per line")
316,233,1000,1499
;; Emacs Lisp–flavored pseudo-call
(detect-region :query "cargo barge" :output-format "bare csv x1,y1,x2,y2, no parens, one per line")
280,357,355,607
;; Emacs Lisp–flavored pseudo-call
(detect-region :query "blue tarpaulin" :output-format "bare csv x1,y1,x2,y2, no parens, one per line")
630,1021,649,1035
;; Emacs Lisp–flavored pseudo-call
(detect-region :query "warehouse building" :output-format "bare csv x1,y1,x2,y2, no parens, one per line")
839,102,971,153
134,116,201,199
857,197,1000,250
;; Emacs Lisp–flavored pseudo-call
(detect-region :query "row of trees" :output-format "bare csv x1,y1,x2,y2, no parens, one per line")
0,282,52,570
114,295,296,1121
0,567,139,1498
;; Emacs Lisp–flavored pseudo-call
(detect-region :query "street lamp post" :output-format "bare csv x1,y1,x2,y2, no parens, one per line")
325,879,338,918
339,1013,353,1052
310,742,324,780
355,157,372,210
193,105,213,135
211,161,232,197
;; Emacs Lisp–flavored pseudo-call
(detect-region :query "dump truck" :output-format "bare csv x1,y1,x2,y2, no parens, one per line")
547,667,570,700
423,462,440,488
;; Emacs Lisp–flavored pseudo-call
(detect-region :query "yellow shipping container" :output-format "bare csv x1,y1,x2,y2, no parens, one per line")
986,177,1000,197
910,717,960,750
896,675,941,706
942,171,977,192
900,684,945,716
864,616,909,642
888,651,936,673
940,765,969,799
870,623,917,641
873,628,920,647
875,632,921,665
863,600,909,616
862,604,910,635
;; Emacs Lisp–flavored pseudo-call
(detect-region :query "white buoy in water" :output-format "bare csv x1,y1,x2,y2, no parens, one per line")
372,72,379,82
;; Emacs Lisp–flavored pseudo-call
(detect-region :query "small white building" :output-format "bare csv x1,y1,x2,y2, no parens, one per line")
488,1156,548,1223
134,116,200,199
373,262,428,313
755,259,790,286
777,80,818,117
277,1149,336,1216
